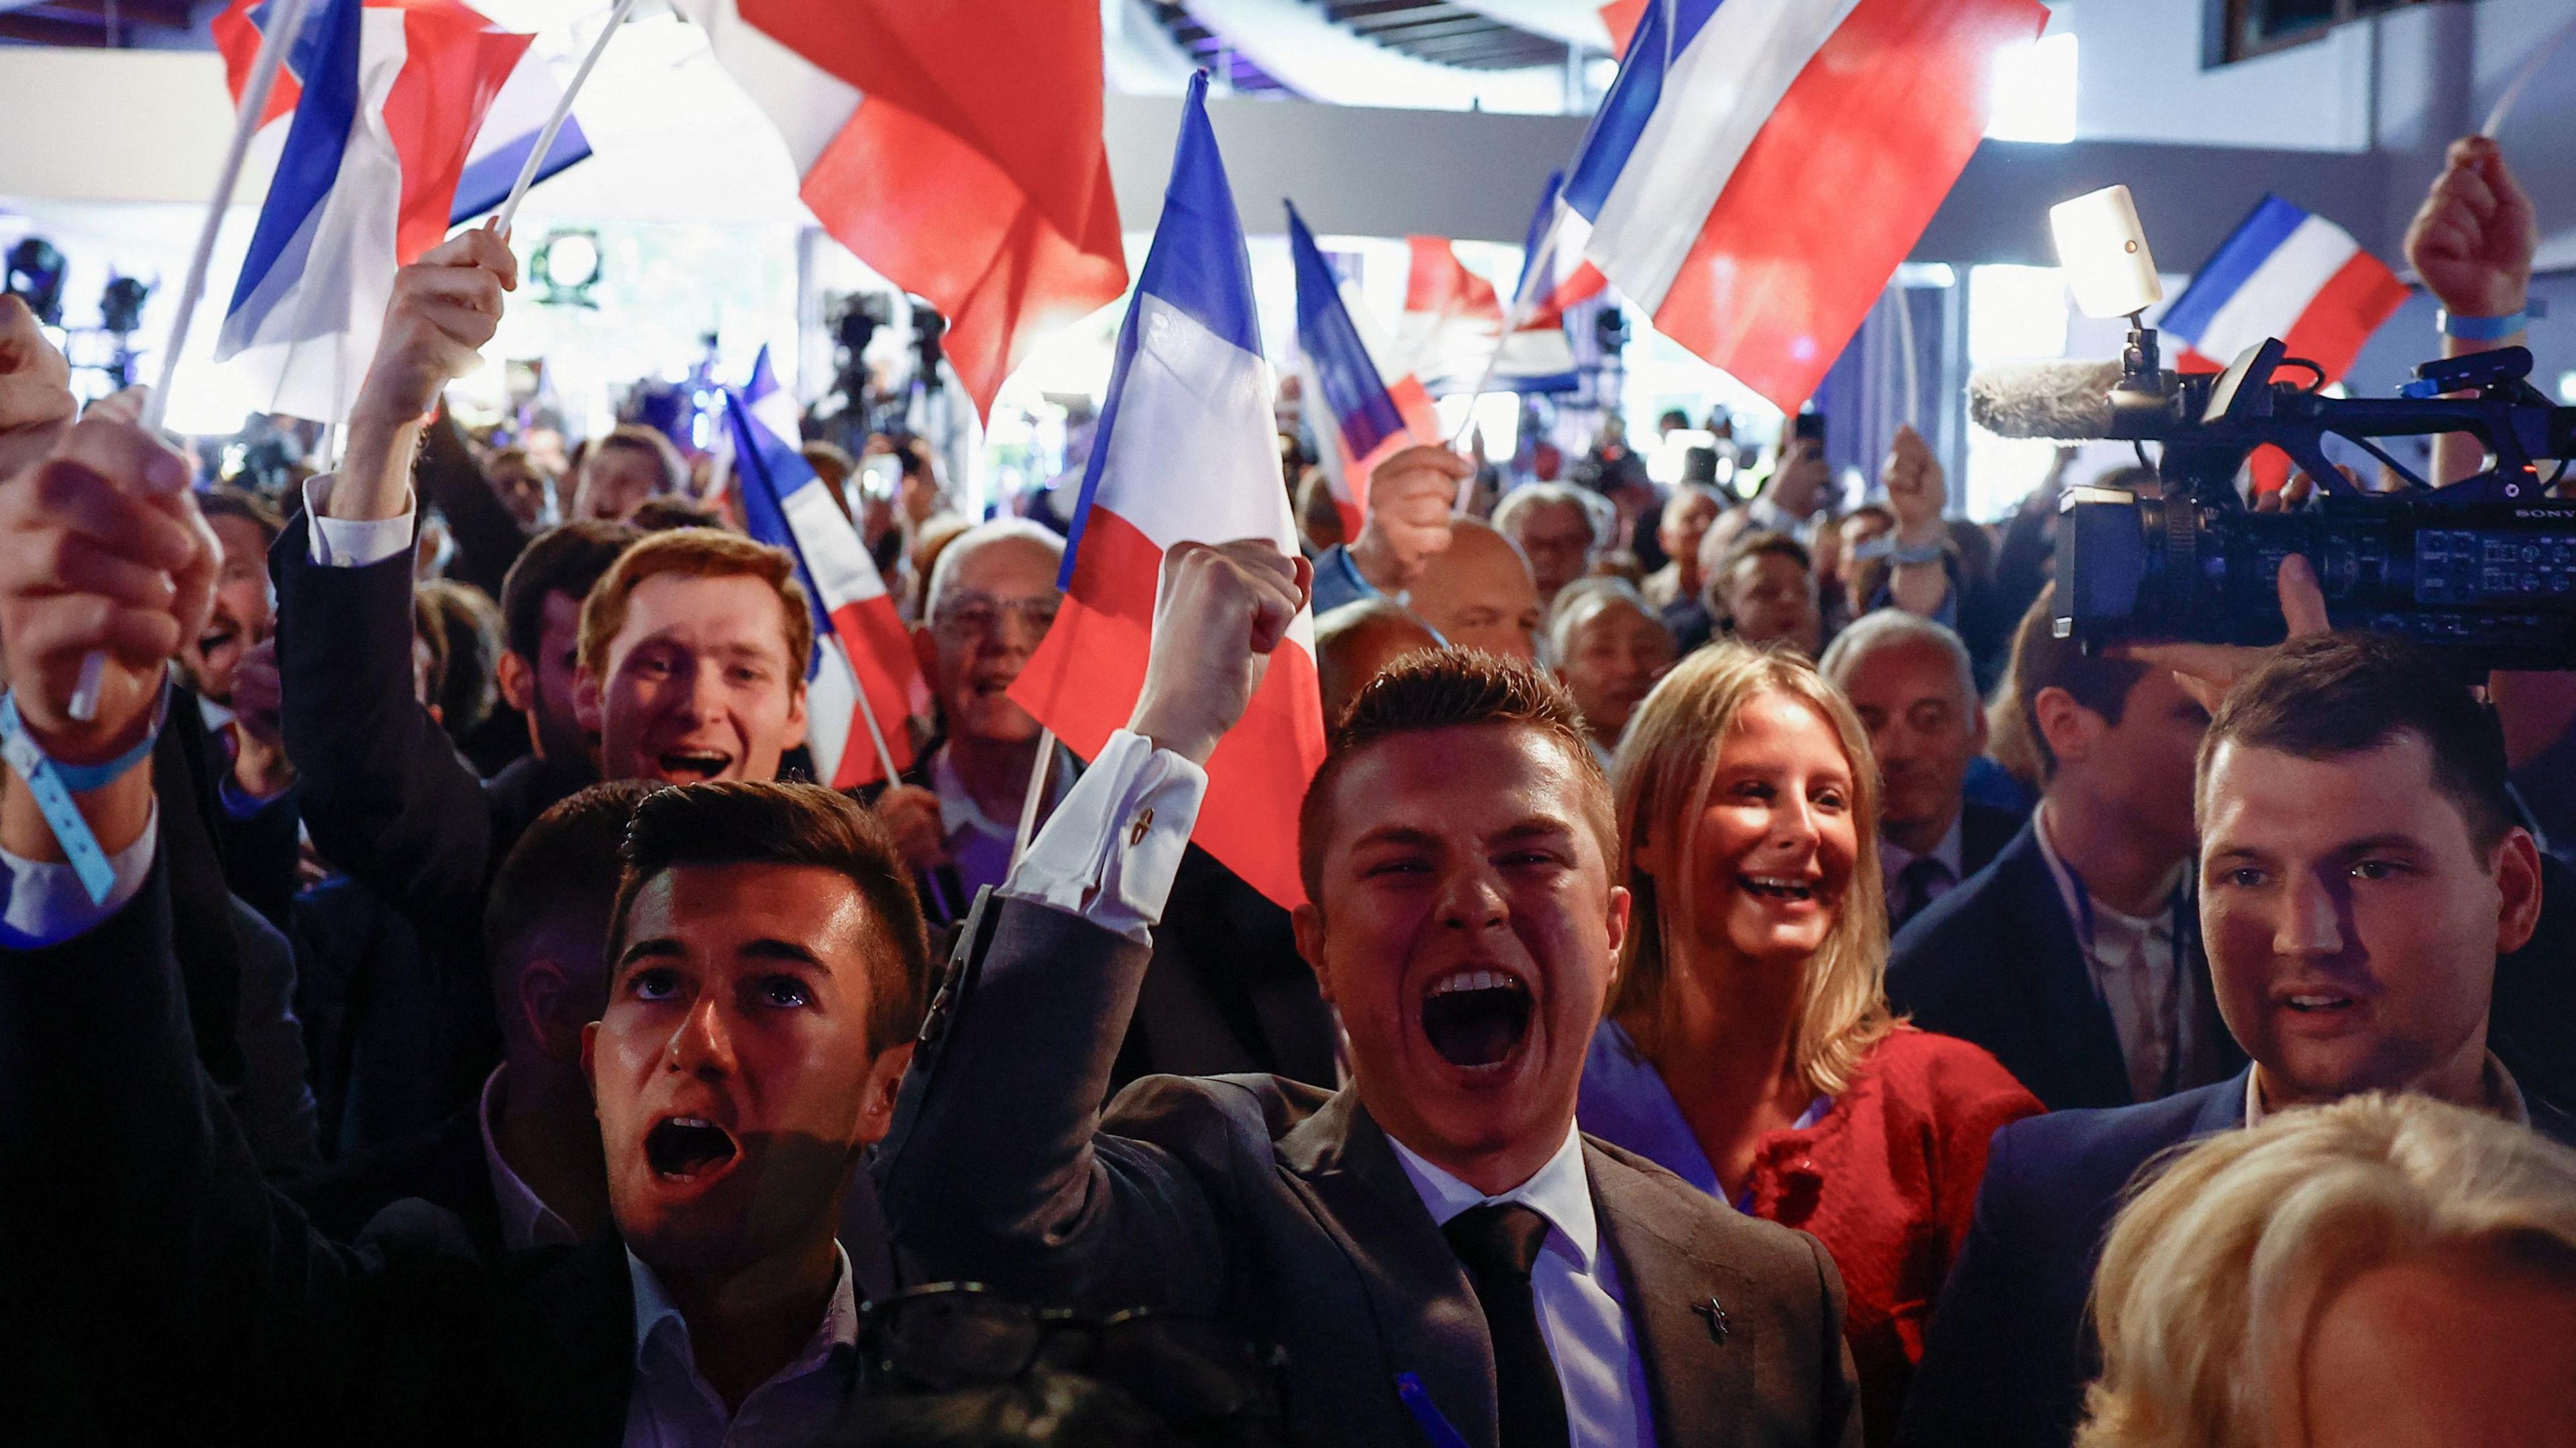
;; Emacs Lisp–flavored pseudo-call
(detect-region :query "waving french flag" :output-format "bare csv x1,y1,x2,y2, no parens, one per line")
1564,0,2045,412
1288,202,1443,539
445,42,592,224
727,388,920,791
672,0,1128,421
1511,170,1606,331
211,0,528,423
1012,74,1326,910
2159,196,2409,382
1399,235,1578,396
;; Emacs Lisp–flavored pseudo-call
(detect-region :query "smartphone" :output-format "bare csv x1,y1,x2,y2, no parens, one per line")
1793,410,1827,451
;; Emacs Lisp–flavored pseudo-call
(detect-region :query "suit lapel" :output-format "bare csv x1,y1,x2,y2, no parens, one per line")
1589,1144,1752,1448
1998,832,2136,1107
505,1233,638,1447
1280,1091,1500,1448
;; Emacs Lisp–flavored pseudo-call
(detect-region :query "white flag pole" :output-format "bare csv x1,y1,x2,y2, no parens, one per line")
2481,11,2576,140
68,0,313,722
1009,728,1059,869
491,0,637,235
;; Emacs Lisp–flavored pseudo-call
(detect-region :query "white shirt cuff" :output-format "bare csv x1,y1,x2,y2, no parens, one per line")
304,474,416,568
998,730,1206,945
0,799,159,948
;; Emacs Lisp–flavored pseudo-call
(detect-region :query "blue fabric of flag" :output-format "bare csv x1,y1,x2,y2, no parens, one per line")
1561,0,1725,223
1286,202,1404,463
2157,194,2311,344
724,390,833,681
226,0,363,322
449,121,592,225
1512,170,1564,304
1055,70,1262,589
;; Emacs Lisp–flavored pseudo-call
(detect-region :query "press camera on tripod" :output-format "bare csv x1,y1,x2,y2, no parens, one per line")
1972,186,2576,671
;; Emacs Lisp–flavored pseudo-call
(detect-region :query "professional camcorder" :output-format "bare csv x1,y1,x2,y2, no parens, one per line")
1974,186,2576,670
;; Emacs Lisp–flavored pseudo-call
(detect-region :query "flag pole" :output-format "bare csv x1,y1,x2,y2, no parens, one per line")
1444,223,1559,514
1009,728,1057,869
70,0,313,723
2481,11,2576,140
492,0,637,235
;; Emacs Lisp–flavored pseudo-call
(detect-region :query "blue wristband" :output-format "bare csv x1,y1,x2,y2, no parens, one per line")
2438,300,2546,341
0,678,168,905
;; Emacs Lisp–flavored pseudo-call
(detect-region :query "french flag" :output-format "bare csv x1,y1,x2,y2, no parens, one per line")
1564,0,2045,412
445,42,592,224
1399,235,1578,395
726,388,920,791
2159,195,2410,382
673,0,1128,421
1012,74,1327,911
211,0,527,423
1511,170,1606,332
1288,201,1443,541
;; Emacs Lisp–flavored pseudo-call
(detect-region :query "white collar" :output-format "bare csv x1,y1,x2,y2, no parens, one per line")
478,1064,577,1254
197,693,237,733
1386,1119,1601,1276
2247,1052,2531,1130
628,1243,860,1378
1880,809,1965,886
928,740,1074,840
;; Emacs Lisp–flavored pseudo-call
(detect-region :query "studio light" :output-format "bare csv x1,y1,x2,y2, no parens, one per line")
100,274,150,335
531,229,602,308
4,236,66,326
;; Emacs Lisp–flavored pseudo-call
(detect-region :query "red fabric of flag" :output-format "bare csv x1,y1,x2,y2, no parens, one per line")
741,0,1130,421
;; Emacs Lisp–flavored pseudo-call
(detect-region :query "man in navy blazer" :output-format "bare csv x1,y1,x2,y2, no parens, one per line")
1895,633,2576,1448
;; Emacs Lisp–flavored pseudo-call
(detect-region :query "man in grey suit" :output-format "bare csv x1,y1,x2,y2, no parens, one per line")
877,539,1860,1448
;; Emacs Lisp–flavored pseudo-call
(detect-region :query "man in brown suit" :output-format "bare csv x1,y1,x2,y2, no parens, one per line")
877,539,1860,1448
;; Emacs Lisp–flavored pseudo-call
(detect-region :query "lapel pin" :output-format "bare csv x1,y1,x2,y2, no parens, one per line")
1693,1297,1730,1345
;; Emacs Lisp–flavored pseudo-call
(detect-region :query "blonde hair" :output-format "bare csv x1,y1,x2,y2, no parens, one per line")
2078,1093,2576,1448
1607,641,1892,1096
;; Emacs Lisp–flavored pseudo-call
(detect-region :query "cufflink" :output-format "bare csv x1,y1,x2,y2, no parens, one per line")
1129,807,1154,846
1694,1298,1729,1345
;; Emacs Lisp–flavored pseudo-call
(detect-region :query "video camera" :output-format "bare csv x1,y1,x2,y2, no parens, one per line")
1974,186,2576,671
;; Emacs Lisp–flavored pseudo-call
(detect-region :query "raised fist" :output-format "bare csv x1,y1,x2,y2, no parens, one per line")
2404,136,2536,322
0,392,217,761
0,294,75,484
1367,444,1471,575
1882,425,1947,542
1128,539,1311,767
352,225,518,431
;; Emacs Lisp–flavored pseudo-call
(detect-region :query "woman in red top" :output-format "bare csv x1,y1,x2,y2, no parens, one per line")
1576,642,2041,1445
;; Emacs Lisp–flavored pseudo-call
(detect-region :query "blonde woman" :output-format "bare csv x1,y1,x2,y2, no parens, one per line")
2078,1093,2576,1448
1577,643,2043,1442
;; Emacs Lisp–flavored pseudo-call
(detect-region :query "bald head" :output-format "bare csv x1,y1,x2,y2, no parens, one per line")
1316,598,1440,728
1407,518,1541,663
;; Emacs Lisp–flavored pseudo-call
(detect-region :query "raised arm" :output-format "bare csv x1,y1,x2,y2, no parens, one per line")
875,541,1310,1308
274,230,517,954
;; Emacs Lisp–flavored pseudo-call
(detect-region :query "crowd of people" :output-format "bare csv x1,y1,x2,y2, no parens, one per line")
0,135,2571,1448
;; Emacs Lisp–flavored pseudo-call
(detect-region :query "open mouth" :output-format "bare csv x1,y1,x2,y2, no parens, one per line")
2282,992,2357,1014
655,750,733,783
196,624,238,658
1420,969,1534,1070
1739,873,1817,903
644,1117,740,1182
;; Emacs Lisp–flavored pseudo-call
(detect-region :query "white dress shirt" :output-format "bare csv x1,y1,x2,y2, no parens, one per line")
303,474,419,569
2246,1052,2531,1130
622,1244,861,1448
478,1064,578,1254
2033,803,2193,1102
999,728,1208,944
1387,1124,1658,1448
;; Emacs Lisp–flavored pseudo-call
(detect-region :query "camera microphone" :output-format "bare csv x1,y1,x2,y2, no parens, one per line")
1966,359,2125,440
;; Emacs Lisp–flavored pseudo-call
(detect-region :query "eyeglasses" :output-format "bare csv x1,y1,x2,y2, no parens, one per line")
929,592,1061,643
859,1283,1287,1435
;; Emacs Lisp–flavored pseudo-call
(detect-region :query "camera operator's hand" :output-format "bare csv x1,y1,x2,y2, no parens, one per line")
0,295,75,485
1128,540,1311,769
2116,552,2330,714
339,225,518,523
0,394,216,860
2406,137,2535,324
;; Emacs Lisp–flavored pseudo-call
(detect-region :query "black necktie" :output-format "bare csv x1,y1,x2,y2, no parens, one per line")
1443,1203,1573,1448
1892,854,1951,929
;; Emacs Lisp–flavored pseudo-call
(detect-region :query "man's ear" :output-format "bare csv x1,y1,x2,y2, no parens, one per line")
1968,695,1991,753
853,1040,916,1148
516,959,589,1065
784,677,809,750
2494,827,2545,956
573,663,604,734
496,649,535,714
2031,685,2099,772
1291,901,1332,1005
1603,883,1633,969
578,1019,601,1101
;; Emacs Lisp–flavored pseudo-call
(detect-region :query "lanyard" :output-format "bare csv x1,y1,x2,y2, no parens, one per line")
2039,834,2192,1100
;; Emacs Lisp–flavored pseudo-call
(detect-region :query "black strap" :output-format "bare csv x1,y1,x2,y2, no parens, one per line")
1443,1203,1572,1448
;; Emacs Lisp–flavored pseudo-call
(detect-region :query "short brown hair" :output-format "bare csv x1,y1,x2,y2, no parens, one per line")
628,496,731,534
594,424,688,496
2199,632,2516,856
418,579,506,736
502,519,641,663
1705,528,1812,616
1297,649,1613,905
608,781,932,1053
2010,585,2149,780
576,527,812,681
486,780,658,1028
201,486,283,549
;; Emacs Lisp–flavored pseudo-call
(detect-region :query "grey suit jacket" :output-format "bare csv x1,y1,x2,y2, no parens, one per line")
877,891,1862,1448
